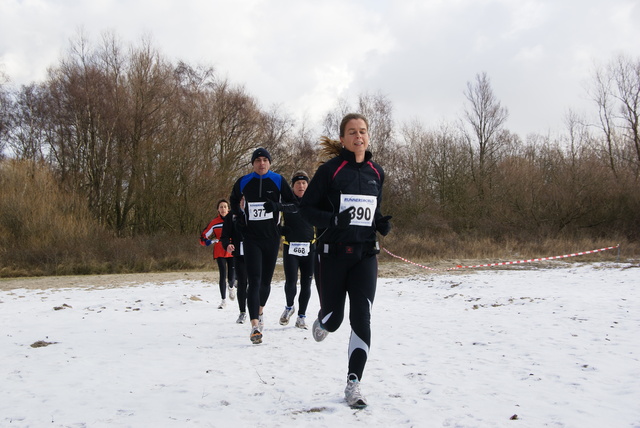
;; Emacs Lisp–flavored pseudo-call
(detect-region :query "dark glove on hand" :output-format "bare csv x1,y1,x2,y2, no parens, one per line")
333,206,355,229
375,215,392,236
263,200,282,213
204,239,213,246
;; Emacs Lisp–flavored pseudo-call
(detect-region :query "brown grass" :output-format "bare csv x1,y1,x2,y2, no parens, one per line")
379,232,634,268
1,231,632,279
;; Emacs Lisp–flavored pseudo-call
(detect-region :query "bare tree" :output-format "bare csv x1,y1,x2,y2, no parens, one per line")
589,62,619,177
0,68,11,158
45,30,113,215
462,72,509,200
122,36,176,234
208,80,264,181
6,83,50,161
261,104,296,175
611,55,640,173
272,111,317,179
588,55,640,179
563,109,593,169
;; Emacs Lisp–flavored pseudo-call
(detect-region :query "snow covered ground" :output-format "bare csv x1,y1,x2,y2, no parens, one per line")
1,262,639,427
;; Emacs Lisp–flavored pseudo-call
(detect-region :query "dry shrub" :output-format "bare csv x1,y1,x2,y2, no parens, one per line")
0,161,92,239
93,233,211,273
0,160,213,277
0,160,105,276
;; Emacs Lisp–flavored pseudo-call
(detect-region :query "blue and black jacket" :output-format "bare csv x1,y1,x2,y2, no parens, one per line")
230,170,295,241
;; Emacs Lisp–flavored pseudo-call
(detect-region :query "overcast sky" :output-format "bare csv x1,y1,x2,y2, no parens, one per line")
1,0,639,137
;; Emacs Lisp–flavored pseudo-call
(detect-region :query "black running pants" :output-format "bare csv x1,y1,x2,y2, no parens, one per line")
316,252,378,381
282,244,314,316
244,237,280,320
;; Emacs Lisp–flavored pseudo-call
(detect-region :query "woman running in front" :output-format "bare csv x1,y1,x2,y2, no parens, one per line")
300,113,392,408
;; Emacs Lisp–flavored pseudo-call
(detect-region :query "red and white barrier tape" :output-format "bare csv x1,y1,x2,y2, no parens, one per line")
381,248,440,271
382,244,620,272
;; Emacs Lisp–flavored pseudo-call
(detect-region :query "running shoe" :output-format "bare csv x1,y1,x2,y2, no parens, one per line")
279,306,295,325
218,299,227,309
236,312,247,324
344,374,368,408
312,317,328,342
250,325,262,344
295,315,307,329
228,285,236,301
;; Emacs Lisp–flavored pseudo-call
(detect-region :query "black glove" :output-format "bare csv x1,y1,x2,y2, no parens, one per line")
333,206,355,229
263,200,282,213
375,215,392,236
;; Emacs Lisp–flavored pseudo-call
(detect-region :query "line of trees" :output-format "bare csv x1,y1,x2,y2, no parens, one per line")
1,32,639,245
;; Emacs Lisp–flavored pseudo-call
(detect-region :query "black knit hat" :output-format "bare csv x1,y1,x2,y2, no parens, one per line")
291,170,309,185
251,148,271,163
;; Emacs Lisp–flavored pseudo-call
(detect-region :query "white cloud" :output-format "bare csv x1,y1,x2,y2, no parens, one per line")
513,44,545,62
1,0,639,136
503,0,550,36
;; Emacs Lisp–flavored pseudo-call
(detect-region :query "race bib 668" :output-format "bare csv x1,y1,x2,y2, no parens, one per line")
288,242,310,256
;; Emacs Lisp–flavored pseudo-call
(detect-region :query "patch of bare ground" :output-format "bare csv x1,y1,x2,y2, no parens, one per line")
0,271,215,291
0,260,432,291
1,257,629,291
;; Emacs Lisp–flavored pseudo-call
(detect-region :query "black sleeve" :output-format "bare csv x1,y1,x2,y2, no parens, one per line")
373,164,386,222
300,164,334,228
220,215,233,251
229,179,242,216
276,176,298,214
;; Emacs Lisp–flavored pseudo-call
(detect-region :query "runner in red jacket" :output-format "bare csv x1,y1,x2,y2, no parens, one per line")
201,199,236,309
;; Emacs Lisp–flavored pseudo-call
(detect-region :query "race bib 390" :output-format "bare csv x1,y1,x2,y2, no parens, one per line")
339,194,376,227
